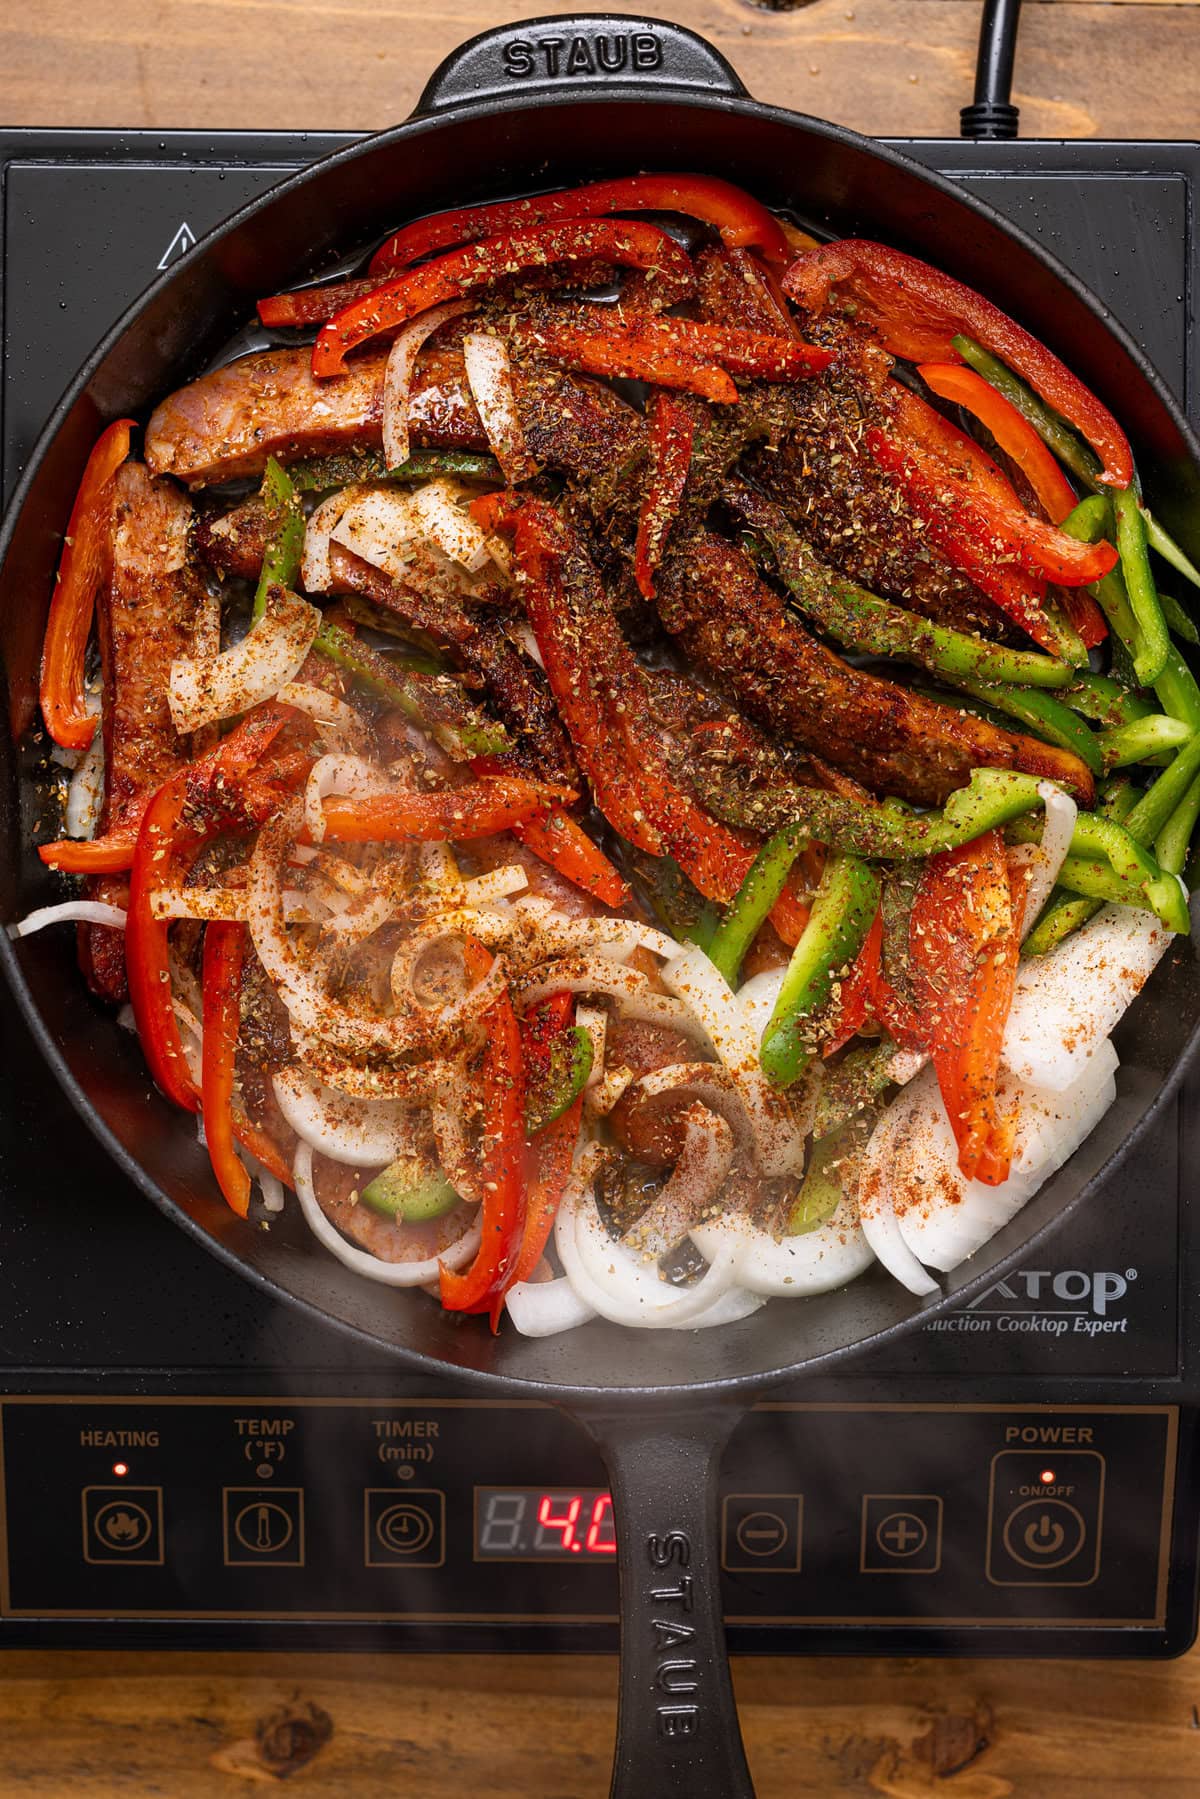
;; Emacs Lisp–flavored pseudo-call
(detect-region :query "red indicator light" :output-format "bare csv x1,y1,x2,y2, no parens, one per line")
112,1462,129,1478
1039,1468,1055,1485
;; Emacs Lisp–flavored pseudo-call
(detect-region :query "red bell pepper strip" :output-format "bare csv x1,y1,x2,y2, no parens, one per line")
39,832,137,874
39,418,135,751
494,994,584,1313
314,220,697,376
907,830,1027,1185
784,240,1133,488
881,385,1117,588
125,706,298,1115
865,424,1058,647
635,391,696,601
473,494,664,857
508,812,630,908
822,906,883,1057
318,775,573,845
232,1117,295,1190
917,360,1077,524
201,921,251,1218
126,771,203,1114
511,313,737,405
508,313,831,398
369,174,792,274
257,276,391,329
439,940,528,1323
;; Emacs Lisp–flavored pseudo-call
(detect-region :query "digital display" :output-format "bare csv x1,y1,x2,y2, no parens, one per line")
475,1488,616,1560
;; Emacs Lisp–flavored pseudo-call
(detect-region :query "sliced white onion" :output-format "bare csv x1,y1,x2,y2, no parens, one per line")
328,487,421,584
303,483,383,593
1016,781,1078,940
295,1041,459,1102
586,1064,635,1116
257,1168,286,1214
516,954,700,1036
692,1198,875,1298
513,895,679,962
273,1065,420,1166
554,1143,745,1329
868,1047,1118,1274
505,1276,597,1337
408,478,494,574
1004,903,1171,1093
293,1141,480,1286
248,802,475,1063
9,900,127,938
856,1166,942,1298
623,1104,734,1257
276,681,368,747
431,1082,485,1207
65,731,105,840
662,943,807,1178
382,300,473,470
737,967,787,1046
303,753,390,845
150,887,246,922
168,587,319,733
461,865,528,905
192,588,222,662
462,332,538,483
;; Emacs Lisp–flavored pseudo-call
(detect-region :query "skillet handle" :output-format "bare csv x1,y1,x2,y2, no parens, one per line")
416,15,747,114
577,1402,755,1799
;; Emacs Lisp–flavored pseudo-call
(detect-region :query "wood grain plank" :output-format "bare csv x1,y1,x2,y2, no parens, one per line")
0,1649,1197,1794
1,0,1198,139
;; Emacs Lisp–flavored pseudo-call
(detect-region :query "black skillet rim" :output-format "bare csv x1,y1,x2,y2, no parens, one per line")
2,84,1199,1405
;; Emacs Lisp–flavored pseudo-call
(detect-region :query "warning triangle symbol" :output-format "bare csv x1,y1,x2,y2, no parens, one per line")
157,221,198,271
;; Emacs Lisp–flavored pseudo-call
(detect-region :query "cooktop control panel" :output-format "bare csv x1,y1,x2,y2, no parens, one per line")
0,1400,1176,1633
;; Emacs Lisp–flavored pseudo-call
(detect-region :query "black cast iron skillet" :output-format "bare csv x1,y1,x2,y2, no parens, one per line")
3,17,1200,1794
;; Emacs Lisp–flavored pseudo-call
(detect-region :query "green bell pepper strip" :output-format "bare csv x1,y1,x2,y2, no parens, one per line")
944,677,1103,776
1021,779,1138,955
1096,714,1194,770
1007,810,1187,932
736,491,1073,691
525,1026,593,1136
1153,644,1200,730
1159,589,1200,645
811,1039,900,1139
1144,509,1200,604
1112,486,1171,685
707,825,809,988
951,334,1102,488
288,448,503,492
252,456,305,623
312,616,509,760
361,1160,460,1220
1155,771,1200,877
632,852,721,952
785,1109,877,1235
760,855,881,1088
1059,495,1140,685
1058,672,1153,728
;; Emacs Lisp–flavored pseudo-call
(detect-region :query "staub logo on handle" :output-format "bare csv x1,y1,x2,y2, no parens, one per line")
646,1529,700,1739
502,30,664,81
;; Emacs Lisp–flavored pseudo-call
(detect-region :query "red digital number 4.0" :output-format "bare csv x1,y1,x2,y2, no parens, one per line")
535,1493,616,1555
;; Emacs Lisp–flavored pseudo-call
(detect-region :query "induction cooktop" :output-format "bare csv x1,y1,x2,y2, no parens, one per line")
0,128,1196,1654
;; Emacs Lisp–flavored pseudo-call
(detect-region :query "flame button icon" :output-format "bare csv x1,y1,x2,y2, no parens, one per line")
83,1489,163,1564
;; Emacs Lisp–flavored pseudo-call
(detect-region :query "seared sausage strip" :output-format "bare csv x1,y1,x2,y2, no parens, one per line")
81,464,205,999
656,532,1095,808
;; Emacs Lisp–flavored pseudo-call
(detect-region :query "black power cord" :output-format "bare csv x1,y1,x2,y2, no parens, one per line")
960,0,1023,139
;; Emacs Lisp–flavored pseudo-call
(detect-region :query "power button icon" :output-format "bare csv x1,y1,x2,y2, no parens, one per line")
1003,1500,1087,1570
987,1448,1104,1587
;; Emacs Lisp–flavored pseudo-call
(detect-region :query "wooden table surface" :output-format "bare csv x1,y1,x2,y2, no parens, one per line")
3,0,1200,1792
